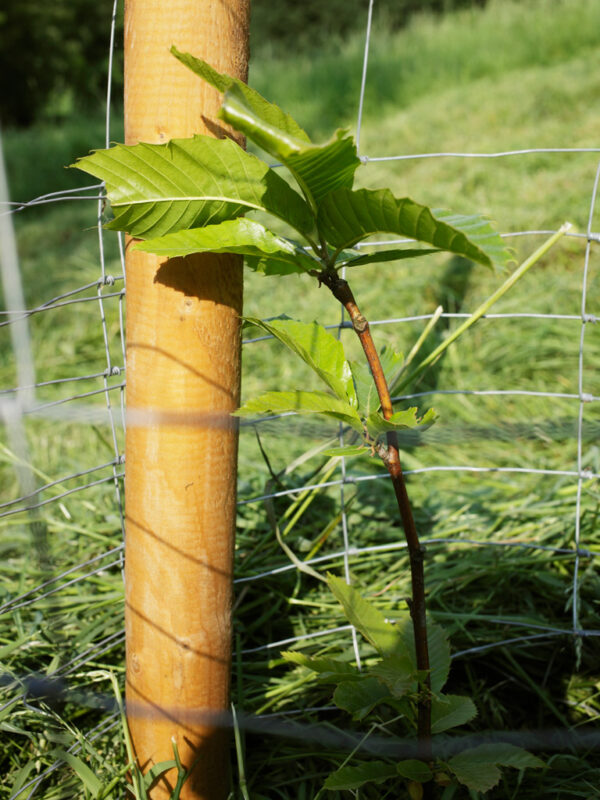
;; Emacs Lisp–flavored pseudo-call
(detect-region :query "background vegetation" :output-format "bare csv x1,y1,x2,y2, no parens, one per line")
2,0,600,797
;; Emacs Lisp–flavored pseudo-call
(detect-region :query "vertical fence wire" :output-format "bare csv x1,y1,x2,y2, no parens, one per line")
572,159,600,638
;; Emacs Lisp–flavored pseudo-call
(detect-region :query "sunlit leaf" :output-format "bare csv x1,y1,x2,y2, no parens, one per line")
281,651,359,682
245,255,306,276
171,48,310,141
327,574,405,657
365,407,436,440
72,135,313,238
244,317,356,404
133,218,318,272
321,444,369,458
339,247,440,269
318,188,509,267
349,346,403,418
220,87,360,206
234,390,362,432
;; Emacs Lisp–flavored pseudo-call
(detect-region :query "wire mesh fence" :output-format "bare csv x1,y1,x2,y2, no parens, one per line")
1,0,599,797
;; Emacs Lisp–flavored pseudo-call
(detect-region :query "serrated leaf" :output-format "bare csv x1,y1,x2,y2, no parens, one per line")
324,761,399,790
431,694,477,734
327,574,405,657
244,317,356,404
333,677,392,720
426,623,452,693
281,651,359,682
220,87,360,207
340,247,440,268
318,188,509,268
390,617,451,694
434,209,513,268
448,759,502,794
447,743,544,793
72,135,313,238
171,48,310,141
369,653,416,698
349,360,378,418
284,129,360,206
245,254,306,276
366,407,437,441
366,407,419,437
349,346,404,418
234,390,362,431
396,760,433,782
379,345,405,389
321,444,368,458
133,218,318,273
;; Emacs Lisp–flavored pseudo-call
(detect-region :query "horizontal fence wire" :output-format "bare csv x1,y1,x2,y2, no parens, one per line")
1,0,599,796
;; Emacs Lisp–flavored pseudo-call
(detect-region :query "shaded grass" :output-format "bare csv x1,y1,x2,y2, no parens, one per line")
2,0,600,796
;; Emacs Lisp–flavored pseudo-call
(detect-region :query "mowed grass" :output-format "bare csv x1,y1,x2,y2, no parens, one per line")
2,0,600,797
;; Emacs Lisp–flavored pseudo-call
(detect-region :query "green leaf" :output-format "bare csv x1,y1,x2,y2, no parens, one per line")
318,188,509,268
333,677,392,720
234,390,362,432
395,619,451,694
220,87,360,207
431,694,477,734
133,218,318,272
434,209,513,268
281,651,359,682
349,346,403,418
245,255,306,276
324,761,399,790
142,759,178,792
285,130,360,206
426,622,452,693
379,345,405,387
244,317,356,404
321,444,368,458
339,248,440,268
396,760,433,782
52,749,102,797
170,48,310,142
349,360,378,418
72,135,313,238
447,744,545,793
369,653,416,698
365,407,436,440
327,574,405,657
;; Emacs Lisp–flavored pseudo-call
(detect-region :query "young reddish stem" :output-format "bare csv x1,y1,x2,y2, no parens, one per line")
322,272,432,761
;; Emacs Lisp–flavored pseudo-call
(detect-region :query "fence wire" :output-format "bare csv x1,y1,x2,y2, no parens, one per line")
1,0,599,797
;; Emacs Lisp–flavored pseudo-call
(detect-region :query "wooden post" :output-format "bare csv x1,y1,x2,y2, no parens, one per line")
123,2,249,797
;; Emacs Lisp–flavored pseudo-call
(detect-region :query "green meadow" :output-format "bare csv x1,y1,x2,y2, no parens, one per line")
2,0,600,796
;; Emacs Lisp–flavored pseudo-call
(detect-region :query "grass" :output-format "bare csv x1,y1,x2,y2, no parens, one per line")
2,0,600,796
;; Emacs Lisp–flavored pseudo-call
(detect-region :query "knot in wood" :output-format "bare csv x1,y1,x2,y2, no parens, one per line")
353,314,369,333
